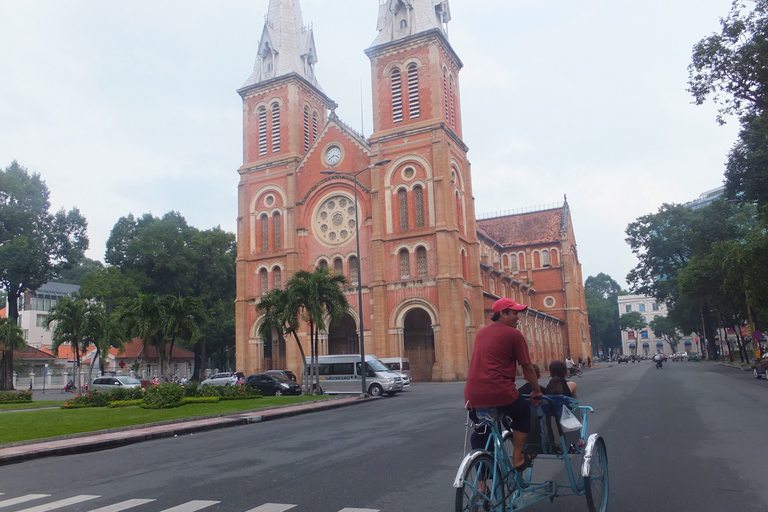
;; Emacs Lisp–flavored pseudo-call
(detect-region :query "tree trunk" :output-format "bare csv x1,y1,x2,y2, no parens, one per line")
0,283,22,390
289,330,308,395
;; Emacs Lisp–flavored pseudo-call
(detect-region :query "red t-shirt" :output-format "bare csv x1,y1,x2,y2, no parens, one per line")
464,322,532,408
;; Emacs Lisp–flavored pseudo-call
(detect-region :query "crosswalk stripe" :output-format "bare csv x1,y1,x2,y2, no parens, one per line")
0,495,51,508
158,500,220,512
87,499,157,512
13,495,100,511
338,509,380,512
243,505,297,512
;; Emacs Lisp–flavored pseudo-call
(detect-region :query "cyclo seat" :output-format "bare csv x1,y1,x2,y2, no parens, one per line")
524,395,580,455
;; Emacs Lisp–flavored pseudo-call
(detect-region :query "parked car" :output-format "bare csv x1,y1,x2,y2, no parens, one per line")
617,355,630,364
264,369,297,382
244,373,302,396
752,356,768,379
380,357,411,388
688,353,699,361
200,371,244,387
90,376,142,394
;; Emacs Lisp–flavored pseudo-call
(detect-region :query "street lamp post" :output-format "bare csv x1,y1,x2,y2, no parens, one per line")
321,158,391,396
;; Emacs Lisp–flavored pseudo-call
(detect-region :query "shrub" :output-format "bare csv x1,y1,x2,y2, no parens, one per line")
218,384,261,400
108,399,143,408
197,384,220,398
180,396,220,404
0,390,33,403
183,381,199,397
141,383,184,409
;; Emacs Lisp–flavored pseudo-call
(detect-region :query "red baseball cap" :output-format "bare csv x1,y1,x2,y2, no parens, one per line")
492,298,528,313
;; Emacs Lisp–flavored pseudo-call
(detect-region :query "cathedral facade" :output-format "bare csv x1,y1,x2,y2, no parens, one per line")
234,0,591,383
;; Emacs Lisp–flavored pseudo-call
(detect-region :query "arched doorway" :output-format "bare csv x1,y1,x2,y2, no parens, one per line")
328,313,358,355
259,324,287,371
404,308,435,381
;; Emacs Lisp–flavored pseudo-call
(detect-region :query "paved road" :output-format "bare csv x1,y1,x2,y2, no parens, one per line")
0,361,766,511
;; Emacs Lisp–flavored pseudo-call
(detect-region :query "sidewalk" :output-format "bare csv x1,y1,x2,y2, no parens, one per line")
0,395,376,466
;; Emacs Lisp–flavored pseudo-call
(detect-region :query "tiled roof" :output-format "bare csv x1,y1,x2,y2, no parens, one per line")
477,208,564,247
116,338,195,361
14,344,57,360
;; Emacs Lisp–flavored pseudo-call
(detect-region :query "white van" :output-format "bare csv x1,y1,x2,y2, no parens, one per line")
304,354,404,397
379,357,411,387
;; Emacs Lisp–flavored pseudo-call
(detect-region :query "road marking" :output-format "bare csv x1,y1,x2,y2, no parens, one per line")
158,501,220,512
338,509,379,512
87,499,157,511
243,505,297,512
0,495,51,508
14,495,100,511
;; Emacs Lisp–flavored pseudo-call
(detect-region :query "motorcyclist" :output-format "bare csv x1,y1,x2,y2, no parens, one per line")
653,352,664,368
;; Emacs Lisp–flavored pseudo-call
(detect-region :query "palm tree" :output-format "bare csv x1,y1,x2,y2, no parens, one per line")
0,318,25,390
47,295,90,392
83,304,128,385
256,288,308,393
287,267,349,394
121,293,166,380
163,295,206,377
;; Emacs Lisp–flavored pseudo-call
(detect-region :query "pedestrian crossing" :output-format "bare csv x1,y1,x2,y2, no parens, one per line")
0,493,379,512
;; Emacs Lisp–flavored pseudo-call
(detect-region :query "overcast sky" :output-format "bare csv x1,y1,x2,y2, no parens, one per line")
0,0,741,288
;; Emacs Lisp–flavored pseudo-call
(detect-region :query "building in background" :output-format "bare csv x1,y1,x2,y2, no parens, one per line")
617,294,695,356
17,282,80,349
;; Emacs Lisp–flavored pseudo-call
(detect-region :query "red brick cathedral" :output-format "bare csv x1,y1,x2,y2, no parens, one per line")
235,0,591,381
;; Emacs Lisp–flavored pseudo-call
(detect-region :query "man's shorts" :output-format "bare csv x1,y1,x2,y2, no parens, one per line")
469,393,531,434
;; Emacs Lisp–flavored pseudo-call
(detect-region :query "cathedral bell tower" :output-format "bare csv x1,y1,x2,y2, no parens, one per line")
364,0,484,381
234,0,336,375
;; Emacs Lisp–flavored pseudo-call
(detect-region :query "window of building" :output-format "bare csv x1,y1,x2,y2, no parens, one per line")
260,269,268,295
652,302,660,311
510,255,518,272
334,258,343,275
399,249,410,279
258,107,268,156
542,249,551,267
271,103,280,153
318,259,328,269
398,189,409,230
391,69,403,123
261,214,269,252
274,268,282,289
349,256,358,284
36,314,47,328
312,111,318,142
414,186,425,228
448,75,455,128
442,68,449,121
273,212,281,249
639,303,646,312
417,246,427,277
625,305,632,313
303,107,310,152
407,64,420,119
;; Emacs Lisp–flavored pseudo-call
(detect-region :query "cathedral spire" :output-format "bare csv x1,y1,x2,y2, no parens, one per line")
242,0,321,90
371,0,451,47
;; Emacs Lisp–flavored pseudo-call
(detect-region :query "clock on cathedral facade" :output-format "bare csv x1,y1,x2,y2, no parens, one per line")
234,0,592,383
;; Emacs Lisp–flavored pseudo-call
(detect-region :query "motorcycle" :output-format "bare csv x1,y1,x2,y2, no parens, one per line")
61,381,76,393
567,367,584,378
655,359,663,369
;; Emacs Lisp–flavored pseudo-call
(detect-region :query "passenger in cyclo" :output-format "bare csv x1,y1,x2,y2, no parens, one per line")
544,360,584,452
464,298,543,471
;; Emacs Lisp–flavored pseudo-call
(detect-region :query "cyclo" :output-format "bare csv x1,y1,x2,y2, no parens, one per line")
454,395,609,512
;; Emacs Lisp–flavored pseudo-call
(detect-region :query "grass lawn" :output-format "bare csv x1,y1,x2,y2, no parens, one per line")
0,401,63,410
0,395,329,444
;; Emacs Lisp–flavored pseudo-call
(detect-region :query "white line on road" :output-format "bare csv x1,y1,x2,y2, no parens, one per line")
243,505,297,512
13,495,100,511
87,499,157,511
0,495,51,509
158,500,220,512
338,509,380,512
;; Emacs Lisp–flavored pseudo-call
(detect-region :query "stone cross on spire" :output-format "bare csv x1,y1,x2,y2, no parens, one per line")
242,0,321,90
371,0,451,46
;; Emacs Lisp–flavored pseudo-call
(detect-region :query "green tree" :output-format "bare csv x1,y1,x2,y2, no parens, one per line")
47,295,90,392
0,318,25,373
619,312,646,356
585,273,622,356
79,266,140,315
163,295,206,376
648,316,680,353
121,294,167,380
287,267,349,394
56,258,104,285
256,288,308,393
0,161,89,389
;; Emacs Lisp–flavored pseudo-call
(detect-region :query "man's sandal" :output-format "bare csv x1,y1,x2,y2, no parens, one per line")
514,452,535,472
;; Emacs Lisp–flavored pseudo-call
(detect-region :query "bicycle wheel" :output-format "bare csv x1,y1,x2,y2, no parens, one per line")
455,453,505,512
584,437,609,512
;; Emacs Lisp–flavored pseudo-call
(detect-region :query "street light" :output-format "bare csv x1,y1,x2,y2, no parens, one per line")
321,158,391,396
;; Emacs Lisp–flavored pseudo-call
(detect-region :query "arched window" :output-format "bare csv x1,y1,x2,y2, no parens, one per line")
490,279,495,295
261,214,269,252
399,249,410,279
501,283,506,298
414,185,425,228
303,106,310,152
417,246,427,277
533,251,541,268
391,68,403,123
550,249,559,267
334,258,343,275
318,259,328,269
274,268,282,290
260,269,268,295
407,63,420,119
399,189,409,230
273,212,281,250
258,107,268,156
510,254,518,271
542,249,551,267
400,19,407,29
455,191,464,233
449,76,456,128
442,68,449,120
349,256,358,284
312,111,318,142
518,253,526,271
271,103,281,153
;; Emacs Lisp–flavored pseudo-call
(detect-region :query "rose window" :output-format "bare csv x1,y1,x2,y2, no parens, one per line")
315,194,357,245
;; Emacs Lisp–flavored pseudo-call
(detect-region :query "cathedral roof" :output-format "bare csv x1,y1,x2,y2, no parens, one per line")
371,0,451,47
242,0,322,91
477,207,566,247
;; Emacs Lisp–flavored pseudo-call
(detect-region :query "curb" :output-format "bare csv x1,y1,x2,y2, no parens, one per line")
0,395,377,466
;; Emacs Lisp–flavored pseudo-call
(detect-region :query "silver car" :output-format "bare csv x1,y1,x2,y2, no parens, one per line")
90,376,142,393
200,371,243,387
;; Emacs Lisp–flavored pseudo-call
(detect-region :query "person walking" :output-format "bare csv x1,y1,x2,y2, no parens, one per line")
464,298,543,471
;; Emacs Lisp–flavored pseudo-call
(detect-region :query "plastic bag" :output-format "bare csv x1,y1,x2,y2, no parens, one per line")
559,405,582,432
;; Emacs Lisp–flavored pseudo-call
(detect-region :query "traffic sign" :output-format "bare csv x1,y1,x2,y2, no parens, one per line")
753,330,763,340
